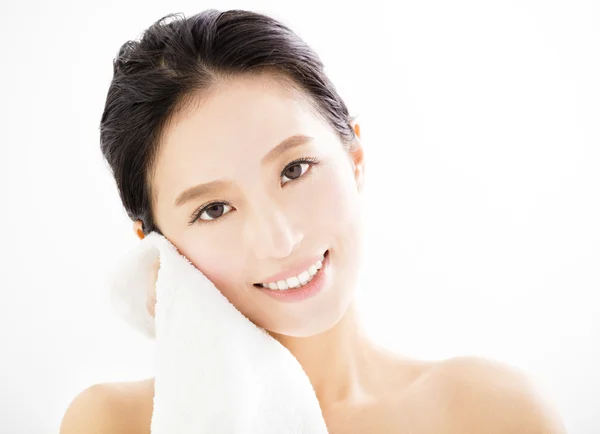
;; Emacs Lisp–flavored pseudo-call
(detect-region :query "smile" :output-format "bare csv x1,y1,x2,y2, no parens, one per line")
254,250,329,291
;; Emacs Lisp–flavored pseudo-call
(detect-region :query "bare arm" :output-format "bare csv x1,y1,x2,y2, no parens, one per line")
59,384,134,434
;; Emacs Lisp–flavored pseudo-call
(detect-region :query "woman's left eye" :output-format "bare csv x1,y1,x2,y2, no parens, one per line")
281,158,319,185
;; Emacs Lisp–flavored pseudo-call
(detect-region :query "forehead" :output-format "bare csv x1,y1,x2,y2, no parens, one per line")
153,74,332,201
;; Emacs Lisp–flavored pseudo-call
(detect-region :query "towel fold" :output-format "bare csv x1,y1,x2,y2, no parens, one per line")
109,231,329,433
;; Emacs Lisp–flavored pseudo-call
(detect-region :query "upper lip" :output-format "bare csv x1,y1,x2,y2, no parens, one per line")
255,251,327,284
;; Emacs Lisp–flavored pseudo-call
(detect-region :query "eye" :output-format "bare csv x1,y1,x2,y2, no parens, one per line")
189,157,320,226
281,157,320,186
191,202,233,224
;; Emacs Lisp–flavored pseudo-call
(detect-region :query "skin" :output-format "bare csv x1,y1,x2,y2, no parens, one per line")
60,74,567,433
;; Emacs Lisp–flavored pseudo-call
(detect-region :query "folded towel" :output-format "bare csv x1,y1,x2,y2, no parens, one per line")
109,231,329,433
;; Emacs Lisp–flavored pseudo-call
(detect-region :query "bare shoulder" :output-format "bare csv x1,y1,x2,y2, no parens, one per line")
60,378,154,434
412,356,567,434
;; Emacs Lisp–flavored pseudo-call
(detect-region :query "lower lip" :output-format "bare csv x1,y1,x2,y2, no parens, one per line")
257,251,330,302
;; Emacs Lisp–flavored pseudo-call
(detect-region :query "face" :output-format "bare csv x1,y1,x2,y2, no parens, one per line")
149,74,365,337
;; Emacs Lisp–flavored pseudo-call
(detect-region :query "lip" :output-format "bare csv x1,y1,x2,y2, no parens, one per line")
254,251,327,285
257,250,330,302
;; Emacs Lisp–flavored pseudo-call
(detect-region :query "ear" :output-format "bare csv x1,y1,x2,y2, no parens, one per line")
349,121,365,192
134,220,145,240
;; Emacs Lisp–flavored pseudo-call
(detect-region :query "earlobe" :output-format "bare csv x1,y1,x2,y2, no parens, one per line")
352,122,361,139
351,150,365,192
348,122,365,192
134,220,145,240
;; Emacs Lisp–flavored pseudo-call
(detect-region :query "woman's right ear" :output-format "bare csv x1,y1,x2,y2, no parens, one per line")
134,220,145,240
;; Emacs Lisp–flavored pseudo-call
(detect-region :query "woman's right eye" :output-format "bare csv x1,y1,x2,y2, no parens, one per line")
191,202,233,224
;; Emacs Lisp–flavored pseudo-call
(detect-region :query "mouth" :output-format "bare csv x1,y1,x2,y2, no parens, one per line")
253,250,330,291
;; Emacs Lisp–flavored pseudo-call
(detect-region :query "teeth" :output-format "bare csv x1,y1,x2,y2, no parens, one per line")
286,276,300,289
298,271,310,284
260,252,326,291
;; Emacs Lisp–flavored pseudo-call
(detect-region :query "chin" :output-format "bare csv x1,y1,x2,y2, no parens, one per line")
264,290,355,338
251,246,362,338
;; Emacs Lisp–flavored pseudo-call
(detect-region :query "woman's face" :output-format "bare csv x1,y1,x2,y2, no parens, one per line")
150,74,365,337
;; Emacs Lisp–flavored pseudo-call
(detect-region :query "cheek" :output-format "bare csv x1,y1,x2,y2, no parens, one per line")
190,254,252,307
177,242,245,291
308,165,361,232
199,264,233,288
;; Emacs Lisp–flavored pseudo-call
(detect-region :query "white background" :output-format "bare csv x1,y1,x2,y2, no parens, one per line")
1,0,598,432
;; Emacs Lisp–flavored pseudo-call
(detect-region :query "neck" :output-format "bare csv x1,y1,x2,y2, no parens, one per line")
268,301,380,409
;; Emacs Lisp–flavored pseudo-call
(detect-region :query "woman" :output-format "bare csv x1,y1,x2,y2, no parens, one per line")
61,9,565,434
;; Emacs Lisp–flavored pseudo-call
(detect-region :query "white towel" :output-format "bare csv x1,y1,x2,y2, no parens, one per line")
108,231,329,433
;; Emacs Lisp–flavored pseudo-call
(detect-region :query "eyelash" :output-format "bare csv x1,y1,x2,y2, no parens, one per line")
188,156,321,225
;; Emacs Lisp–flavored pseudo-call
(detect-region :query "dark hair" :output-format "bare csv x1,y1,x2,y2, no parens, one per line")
100,9,357,236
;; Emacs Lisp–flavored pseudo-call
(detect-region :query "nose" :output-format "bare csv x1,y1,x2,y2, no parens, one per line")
245,201,304,261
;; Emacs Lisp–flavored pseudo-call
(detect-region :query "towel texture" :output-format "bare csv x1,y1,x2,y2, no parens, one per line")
109,232,329,433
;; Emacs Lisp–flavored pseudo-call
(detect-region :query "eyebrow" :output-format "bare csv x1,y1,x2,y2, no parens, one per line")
173,134,314,207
